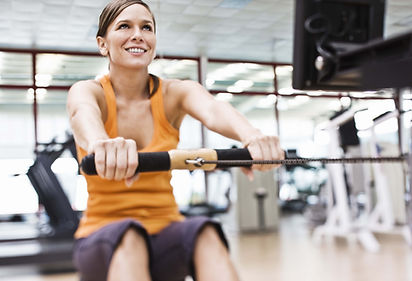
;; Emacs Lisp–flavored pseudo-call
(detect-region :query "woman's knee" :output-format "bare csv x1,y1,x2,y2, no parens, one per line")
117,228,149,254
108,228,151,280
196,224,227,252
111,228,150,268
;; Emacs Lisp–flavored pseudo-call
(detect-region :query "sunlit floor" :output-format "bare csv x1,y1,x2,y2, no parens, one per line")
1,213,412,281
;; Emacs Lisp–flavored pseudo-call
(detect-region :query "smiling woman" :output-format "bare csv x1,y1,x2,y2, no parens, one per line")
96,1,157,71
66,0,284,280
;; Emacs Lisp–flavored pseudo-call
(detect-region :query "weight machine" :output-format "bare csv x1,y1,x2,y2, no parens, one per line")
293,0,412,251
0,134,79,271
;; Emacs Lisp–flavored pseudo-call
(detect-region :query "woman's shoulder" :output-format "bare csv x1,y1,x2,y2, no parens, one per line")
68,79,105,103
70,79,103,94
162,78,202,95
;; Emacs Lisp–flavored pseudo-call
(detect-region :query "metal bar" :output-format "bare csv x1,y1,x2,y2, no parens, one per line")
208,89,395,100
207,58,289,66
0,47,100,56
199,156,406,166
32,52,38,151
0,84,32,89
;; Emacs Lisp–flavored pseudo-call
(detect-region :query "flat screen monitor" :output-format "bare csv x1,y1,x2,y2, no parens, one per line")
292,0,386,91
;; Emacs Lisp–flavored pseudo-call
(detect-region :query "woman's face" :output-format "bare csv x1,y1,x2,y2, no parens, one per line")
97,4,156,69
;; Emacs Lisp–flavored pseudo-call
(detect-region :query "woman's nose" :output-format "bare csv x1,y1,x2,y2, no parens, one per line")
131,27,143,41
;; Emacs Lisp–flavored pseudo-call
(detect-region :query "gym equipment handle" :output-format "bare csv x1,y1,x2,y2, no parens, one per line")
80,148,253,175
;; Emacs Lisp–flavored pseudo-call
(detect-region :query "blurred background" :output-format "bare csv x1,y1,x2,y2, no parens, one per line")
1,0,412,280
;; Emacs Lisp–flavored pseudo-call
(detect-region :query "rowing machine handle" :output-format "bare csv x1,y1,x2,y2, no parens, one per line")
81,151,171,175
80,148,253,175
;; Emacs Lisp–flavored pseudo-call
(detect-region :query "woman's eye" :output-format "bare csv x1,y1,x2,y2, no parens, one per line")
119,23,129,29
142,24,153,31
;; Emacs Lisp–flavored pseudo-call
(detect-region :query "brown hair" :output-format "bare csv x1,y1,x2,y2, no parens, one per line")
97,0,159,98
97,0,156,38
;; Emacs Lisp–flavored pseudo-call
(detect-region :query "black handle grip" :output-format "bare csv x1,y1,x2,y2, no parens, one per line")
215,148,252,168
80,148,265,175
80,151,171,175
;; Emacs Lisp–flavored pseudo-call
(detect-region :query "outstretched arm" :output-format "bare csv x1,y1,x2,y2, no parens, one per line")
171,80,284,178
67,81,138,185
67,80,108,151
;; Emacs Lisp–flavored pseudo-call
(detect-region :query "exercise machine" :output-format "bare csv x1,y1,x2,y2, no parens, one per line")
0,134,79,272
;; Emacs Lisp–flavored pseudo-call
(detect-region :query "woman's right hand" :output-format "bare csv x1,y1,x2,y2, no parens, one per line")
88,137,139,186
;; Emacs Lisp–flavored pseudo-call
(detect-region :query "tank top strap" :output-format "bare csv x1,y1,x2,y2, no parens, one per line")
99,75,118,138
150,78,179,137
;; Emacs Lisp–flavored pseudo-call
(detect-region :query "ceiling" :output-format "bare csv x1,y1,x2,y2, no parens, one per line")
0,0,411,139
0,0,411,63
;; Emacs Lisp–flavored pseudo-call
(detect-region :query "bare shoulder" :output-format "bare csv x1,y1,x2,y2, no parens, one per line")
69,79,102,97
67,79,106,116
68,79,105,108
162,78,202,96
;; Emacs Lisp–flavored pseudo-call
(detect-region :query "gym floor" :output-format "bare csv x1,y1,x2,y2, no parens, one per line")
1,214,411,281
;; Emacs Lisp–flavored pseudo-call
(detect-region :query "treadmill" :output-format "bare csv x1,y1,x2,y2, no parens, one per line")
0,134,80,272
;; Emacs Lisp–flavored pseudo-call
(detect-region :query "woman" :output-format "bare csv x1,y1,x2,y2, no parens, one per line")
67,0,283,280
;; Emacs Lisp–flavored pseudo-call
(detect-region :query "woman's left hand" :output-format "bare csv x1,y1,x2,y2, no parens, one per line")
241,134,284,181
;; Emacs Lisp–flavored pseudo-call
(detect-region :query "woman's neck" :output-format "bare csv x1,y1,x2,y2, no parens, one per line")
108,66,150,100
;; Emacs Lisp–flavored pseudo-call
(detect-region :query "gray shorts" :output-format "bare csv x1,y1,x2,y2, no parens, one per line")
73,216,228,281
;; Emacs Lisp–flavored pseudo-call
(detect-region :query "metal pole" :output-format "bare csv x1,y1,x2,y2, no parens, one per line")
32,52,38,153
199,55,209,201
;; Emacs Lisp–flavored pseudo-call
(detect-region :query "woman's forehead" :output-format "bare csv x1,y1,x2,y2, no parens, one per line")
114,4,153,23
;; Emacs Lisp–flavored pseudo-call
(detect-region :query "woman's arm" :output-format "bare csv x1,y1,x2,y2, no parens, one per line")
170,80,284,177
67,80,108,151
67,80,138,184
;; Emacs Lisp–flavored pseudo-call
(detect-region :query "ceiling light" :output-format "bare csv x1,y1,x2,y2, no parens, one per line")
278,87,295,95
26,88,34,100
227,85,243,93
35,74,52,87
256,94,277,108
36,88,48,100
26,88,48,101
287,95,309,108
275,66,293,76
234,79,254,89
206,78,215,87
215,92,233,102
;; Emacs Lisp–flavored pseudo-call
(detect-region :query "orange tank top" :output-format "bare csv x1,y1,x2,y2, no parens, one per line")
74,75,184,238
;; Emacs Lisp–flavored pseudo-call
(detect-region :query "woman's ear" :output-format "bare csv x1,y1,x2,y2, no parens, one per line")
97,36,108,56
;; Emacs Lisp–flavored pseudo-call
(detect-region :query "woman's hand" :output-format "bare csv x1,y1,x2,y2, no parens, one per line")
88,137,139,187
241,134,284,181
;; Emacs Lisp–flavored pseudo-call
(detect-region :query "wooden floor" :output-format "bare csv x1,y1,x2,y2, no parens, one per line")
1,213,412,281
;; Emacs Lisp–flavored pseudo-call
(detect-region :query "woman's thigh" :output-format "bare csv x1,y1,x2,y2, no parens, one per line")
73,219,150,281
72,217,228,281
150,216,228,281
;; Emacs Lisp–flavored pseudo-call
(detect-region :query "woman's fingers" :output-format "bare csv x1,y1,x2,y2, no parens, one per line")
88,137,138,182
125,139,138,179
90,140,106,178
245,135,283,172
125,173,140,188
114,138,127,181
266,136,283,170
105,143,117,180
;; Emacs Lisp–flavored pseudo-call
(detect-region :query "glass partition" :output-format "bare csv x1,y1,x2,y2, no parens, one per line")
0,52,32,85
206,62,274,93
276,65,293,91
36,54,107,87
0,89,35,159
0,88,37,215
149,58,198,81
37,89,71,144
